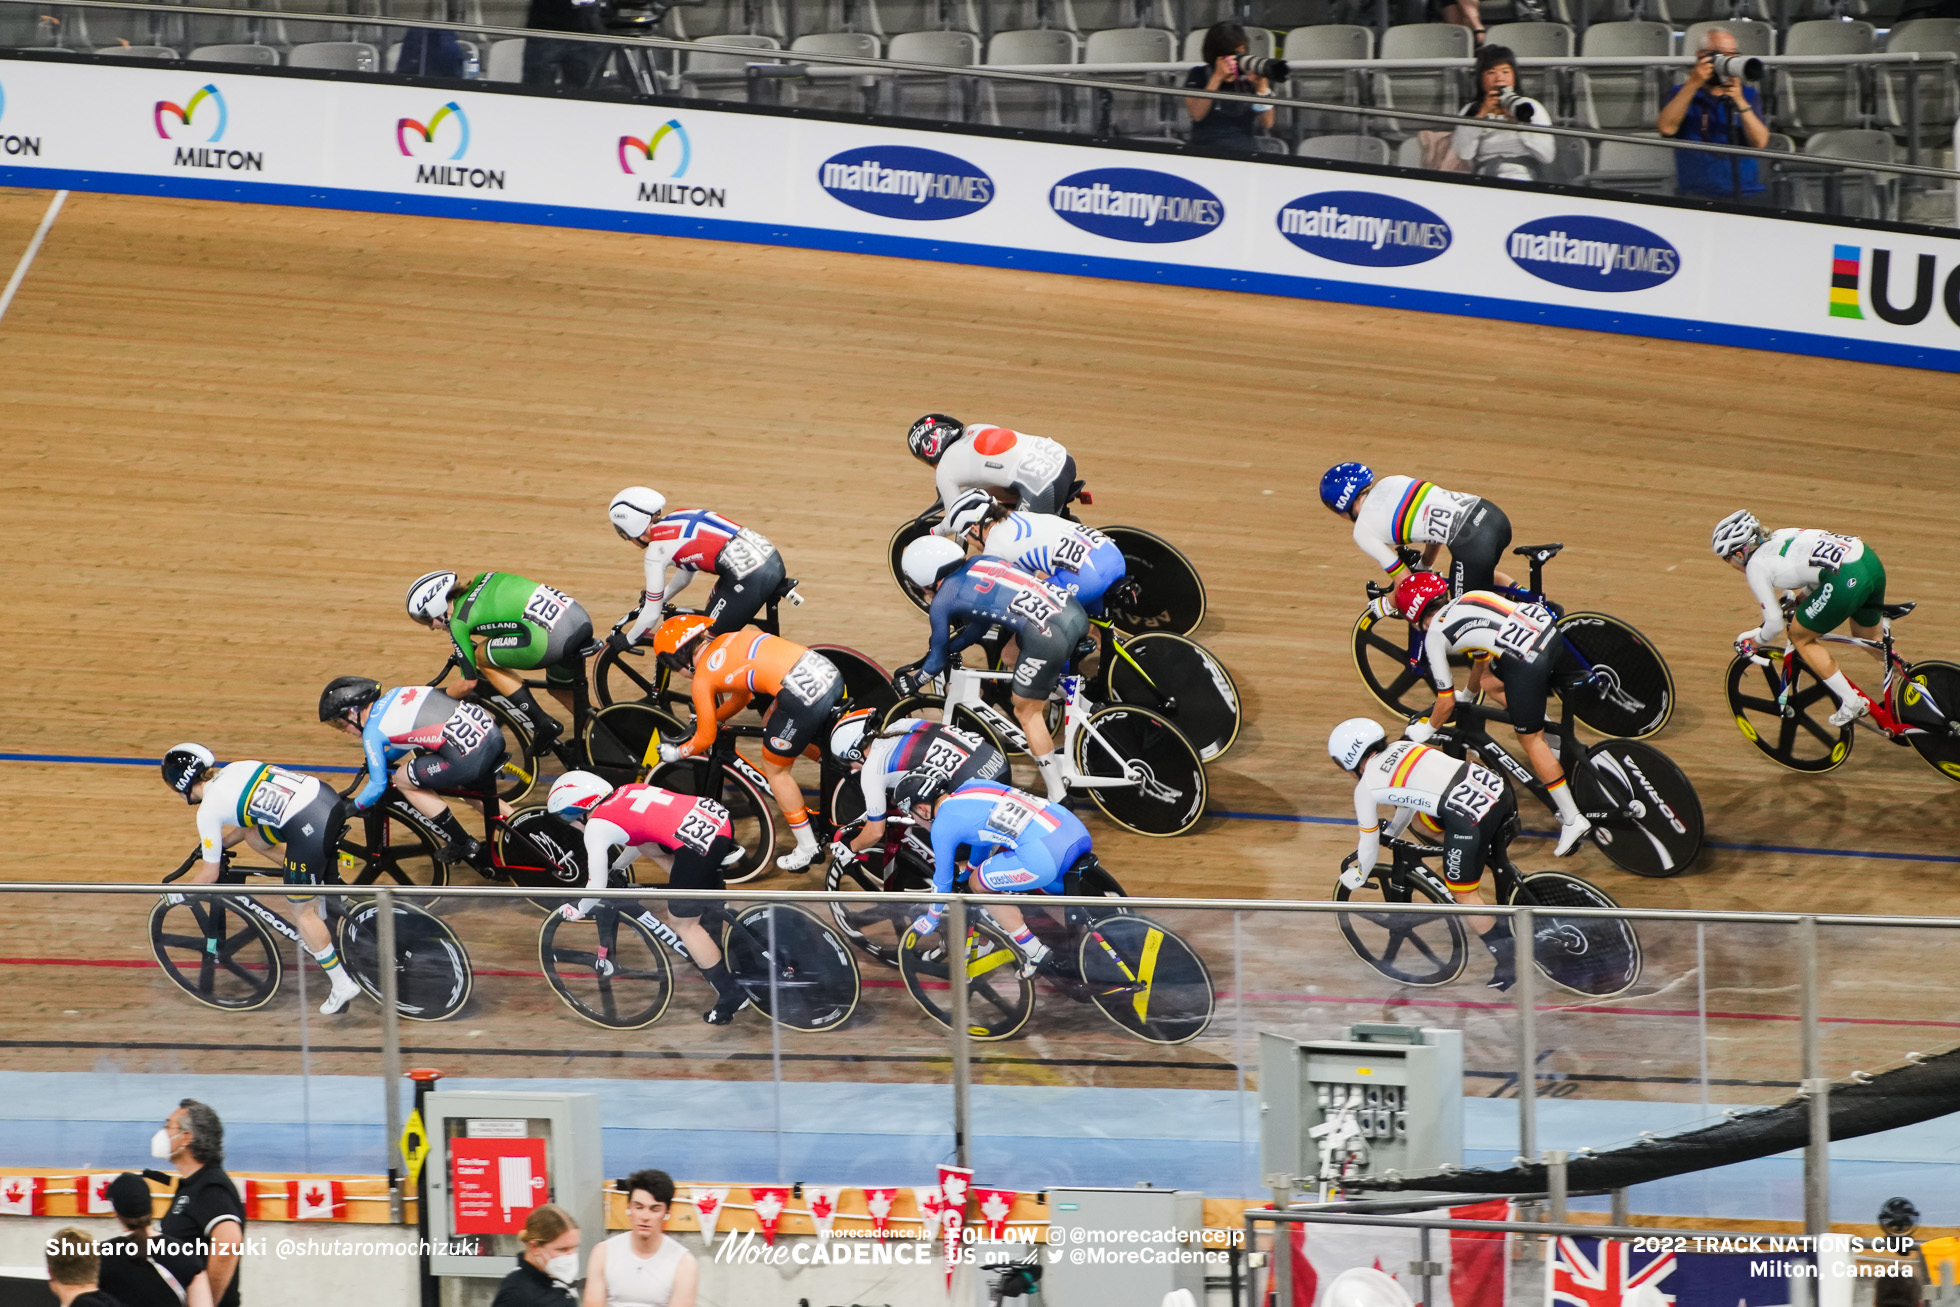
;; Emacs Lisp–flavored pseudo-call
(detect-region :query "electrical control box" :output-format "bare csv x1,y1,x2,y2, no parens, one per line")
422,1091,604,1281
1259,1024,1463,1189
1038,1187,1207,1307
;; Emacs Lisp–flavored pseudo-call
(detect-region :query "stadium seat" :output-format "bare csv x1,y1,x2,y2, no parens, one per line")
1083,27,1179,135
1069,0,1174,36
1678,17,1772,56
988,25,1078,60
887,29,981,120
383,36,482,68
1284,25,1371,134
803,0,887,35
1802,126,1898,216
484,34,523,79
189,40,280,62
878,0,980,34
1655,0,1765,23
1573,21,1668,131
1373,24,1471,136
994,0,1082,32
1483,20,1570,108
288,39,380,67
1264,0,1371,26
668,0,788,40
94,42,180,56
1086,24,1172,58
685,31,780,69
1180,24,1272,61
1581,136,1676,191
1777,20,1873,134
786,32,881,111
983,28,1079,128
1298,132,1392,162
1877,18,1960,140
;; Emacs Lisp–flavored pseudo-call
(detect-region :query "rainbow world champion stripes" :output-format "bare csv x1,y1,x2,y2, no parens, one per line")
1830,245,1864,320
1392,480,1437,545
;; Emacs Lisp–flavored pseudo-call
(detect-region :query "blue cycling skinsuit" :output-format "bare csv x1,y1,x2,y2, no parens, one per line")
926,781,1094,899
919,557,1091,701
353,685,505,809
977,513,1127,617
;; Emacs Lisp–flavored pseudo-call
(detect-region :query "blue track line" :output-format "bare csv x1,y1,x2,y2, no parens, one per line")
7,754,1957,864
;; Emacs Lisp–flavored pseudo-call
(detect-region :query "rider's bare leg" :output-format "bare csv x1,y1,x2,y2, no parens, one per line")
1518,727,1590,854
759,750,821,869
672,915,722,970
1014,694,1067,801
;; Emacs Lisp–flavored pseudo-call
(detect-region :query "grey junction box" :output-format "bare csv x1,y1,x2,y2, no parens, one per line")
1259,1024,1463,1189
1037,1187,1207,1307
422,1090,604,1282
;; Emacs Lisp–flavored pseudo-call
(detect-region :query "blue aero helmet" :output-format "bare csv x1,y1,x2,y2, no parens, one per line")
1319,462,1375,515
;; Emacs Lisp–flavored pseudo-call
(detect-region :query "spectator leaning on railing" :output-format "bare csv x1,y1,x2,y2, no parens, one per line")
1452,46,1555,179
1184,22,1275,152
1658,26,1771,202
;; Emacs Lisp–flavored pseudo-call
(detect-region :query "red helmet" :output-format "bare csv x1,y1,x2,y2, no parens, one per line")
1392,572,1451,625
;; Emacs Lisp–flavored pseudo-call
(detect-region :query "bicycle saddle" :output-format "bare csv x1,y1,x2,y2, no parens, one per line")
1882,601,1917,620
577,638,605,658
768,574,800,604
1511,543,1565,562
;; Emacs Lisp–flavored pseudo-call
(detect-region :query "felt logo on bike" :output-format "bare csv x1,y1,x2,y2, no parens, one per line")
1506,216,1679,292
819,146,993,221
1049,169,1224,244
1277,191,1451,268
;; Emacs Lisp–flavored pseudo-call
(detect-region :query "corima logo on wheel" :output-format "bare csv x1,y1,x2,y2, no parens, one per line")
818,145,993,220
1507,215,1678,292
1277,191,1450,268
1050,168,1223,244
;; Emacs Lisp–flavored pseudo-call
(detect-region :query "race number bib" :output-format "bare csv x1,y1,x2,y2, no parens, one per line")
920,738,972,779
719,527,772,580
1495,603,1557,661
981,791,1043,843
781,653,841,704
674,805,727,854
245,768,309,827
1050,526,1106,572
441,702,495,753
1017,439,1066,486
1008,586,1061,629
522,585,575,630
1806,533,1857,571
1443,767,1505,823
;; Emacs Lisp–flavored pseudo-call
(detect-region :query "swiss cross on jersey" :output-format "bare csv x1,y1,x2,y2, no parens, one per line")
591,784,730,853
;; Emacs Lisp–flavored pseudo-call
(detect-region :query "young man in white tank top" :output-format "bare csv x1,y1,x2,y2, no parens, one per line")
582,1170,697,1307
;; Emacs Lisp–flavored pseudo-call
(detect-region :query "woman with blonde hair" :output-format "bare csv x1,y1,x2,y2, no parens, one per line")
493,1204,582,1307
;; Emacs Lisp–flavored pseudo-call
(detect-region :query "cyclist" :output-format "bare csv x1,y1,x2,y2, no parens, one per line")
160,743,363,1015
1328,718,1523,990
1712,511,1894,729
908,415,1079,522
318,677,503,868
825,708,1010,866
892,536,1090,803
545,771,751,1026
605,487,790,651
1320,462,1516,597
1389,572,1594,856
942,488,1129,618
895,772,1092,977
649,614,841,871
405,570,594,766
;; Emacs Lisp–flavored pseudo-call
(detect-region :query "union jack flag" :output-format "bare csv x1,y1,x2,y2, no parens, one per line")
1549,1237,1676,1307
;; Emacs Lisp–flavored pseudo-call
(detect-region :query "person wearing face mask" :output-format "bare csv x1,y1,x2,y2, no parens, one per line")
152,1102,243,1307
494,1204,583,1307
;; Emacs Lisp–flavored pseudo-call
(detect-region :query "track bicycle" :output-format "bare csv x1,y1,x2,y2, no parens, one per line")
1084,614,1242,762
150,850,472,1019
1352,543,1675,740
881,665,1207,837
1333,831,1642,998
893,852,1214,1044
887,505,1208,637
1725,599,1960,780
1425,696,1703,878
536,875,861,1032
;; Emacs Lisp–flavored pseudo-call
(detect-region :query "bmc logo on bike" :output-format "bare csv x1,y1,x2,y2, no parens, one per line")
1276,191,1451,268
818,145,993,221
1049,168,1224,244
1828,244,1960,327
1506,216,1679,293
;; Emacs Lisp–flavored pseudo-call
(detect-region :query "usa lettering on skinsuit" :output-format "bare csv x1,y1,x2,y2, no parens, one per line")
821,161,992,205
1280,205,1448,251
1508,229,1678,277
1049,182,1222,229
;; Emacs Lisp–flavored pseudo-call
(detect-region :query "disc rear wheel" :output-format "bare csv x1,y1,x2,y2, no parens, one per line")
722,906,861,1032
1076,915,1214,1044
1510,870,1642,998
1574,739,1704,878
336,900,472,1021
1098,525,1206,637
1557,613,1674,739
889,514,941,613
1072,705,1206,837
1106,632,1242,761
1899,660,1960,783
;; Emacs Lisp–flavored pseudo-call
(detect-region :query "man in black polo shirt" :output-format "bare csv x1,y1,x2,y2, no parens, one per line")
154,1101,244,1307
101,1173,212,1307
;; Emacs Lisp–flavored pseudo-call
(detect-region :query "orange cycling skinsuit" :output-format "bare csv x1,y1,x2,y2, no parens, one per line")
672,630,844,762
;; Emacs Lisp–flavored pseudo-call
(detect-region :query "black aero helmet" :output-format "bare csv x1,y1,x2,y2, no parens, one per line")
319,676,383,724
892,767,950,812
907,414,964,465
161,742,216,805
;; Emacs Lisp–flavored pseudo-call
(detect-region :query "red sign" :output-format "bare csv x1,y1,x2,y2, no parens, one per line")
450,1137,548,1234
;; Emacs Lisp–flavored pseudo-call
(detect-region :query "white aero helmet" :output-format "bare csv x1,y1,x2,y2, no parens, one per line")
547,770,614,819
609,487,668,545
1711,510,1763,561
829,707,878,764
1328,718,1388,772
406,570,458,624
902,535,967,589
162,742,217,804
945,487,997,538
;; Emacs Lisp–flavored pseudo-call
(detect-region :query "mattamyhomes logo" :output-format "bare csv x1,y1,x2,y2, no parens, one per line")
818,145,993,221
1277,191,1450,268
1828,243,1960,327
618,118,724,209
398,100,504,191
154,83,262,173
1050,167,1223,244
0,82,44,160
1507,215,1678,292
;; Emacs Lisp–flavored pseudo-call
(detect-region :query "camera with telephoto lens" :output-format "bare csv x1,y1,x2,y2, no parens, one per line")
1706,52,1763,82
1233,53,1290,80
1496,87,1536,121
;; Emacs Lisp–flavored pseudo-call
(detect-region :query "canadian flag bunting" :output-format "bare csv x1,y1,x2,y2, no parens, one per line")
240,1179,265,1221
0,1177,45,1216
917,1186,945,1241
750,1186,790,1245
79,1175,118,1215
864,1187,897,1239
690,1187,730,1247
287,1180,343,1221
936,1166,973,1293
975,1188,1016,1241
805,1187,841,1239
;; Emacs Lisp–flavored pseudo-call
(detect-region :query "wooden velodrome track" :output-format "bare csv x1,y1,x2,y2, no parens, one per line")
3,186,1959,1118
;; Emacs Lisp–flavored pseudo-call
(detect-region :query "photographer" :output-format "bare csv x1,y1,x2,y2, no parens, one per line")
1184,22,1278,152
1451,46,1555,180
1658,27,1770,202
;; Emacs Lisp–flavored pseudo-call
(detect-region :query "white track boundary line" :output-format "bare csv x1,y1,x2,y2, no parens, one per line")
0,189,68,327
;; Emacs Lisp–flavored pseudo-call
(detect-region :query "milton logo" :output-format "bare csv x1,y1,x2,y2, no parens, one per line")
1828,243,1960,327
0,81,41,158
155,84,261,172
619,118,724,208
398,101,502,191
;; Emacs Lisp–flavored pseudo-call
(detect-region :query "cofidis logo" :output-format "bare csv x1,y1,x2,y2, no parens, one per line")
619,119,723,208
1507,215,1677,292
1277,191,1450,268
1050,168,1222,244
818,145,992,221
0,80,42,159
398,101,504,191
155,83,262,172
